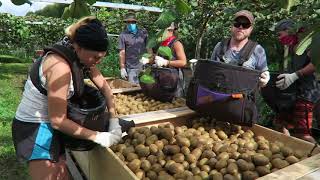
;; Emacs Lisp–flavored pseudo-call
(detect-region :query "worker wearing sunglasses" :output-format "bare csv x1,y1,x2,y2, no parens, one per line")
210,10,270,88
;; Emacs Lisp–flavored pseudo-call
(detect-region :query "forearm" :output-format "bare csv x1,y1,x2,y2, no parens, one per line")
100,83,116,117
119,50,126,69
296,63,316,77
168,59,186,68
51,117,97,141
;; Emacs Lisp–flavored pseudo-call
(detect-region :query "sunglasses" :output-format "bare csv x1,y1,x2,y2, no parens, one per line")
233,22,251,29
126,21,136,24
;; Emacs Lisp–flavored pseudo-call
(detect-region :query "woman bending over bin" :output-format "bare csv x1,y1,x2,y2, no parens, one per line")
12,17,122,180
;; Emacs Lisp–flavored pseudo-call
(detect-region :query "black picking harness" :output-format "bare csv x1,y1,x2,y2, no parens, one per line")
29,44,108,151
186,39,261,126
139,38,181,102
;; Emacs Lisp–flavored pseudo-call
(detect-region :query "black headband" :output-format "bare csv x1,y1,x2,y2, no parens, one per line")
74,19,109,52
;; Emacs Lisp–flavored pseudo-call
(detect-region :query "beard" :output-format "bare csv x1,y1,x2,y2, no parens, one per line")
232,31,249,41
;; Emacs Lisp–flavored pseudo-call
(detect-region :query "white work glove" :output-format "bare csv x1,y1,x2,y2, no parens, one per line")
259,71,270,88
120,68,128,79
93,131,121,148
108,118,122,137
189,59,198,64
276,73,299,90
140,57,150,65
155,56,169,67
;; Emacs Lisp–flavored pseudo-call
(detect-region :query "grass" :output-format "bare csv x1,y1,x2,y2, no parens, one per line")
0,55,26,63
0,62,31,180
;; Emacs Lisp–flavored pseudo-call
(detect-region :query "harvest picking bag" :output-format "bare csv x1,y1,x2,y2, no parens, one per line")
140,66,179,102
261,72,297,113
186,60,261,126
62,85,108,151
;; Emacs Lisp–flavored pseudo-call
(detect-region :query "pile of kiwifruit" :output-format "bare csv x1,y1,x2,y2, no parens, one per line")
114,93,185,116
110,117,307,180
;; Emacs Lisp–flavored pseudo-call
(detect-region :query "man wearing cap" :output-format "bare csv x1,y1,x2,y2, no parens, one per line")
273,19,320,142
210,10,270,87
119,13,148,84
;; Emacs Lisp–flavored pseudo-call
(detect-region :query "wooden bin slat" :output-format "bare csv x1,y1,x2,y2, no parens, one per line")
259,153,320,180
119,106,196,123
84,78,141,94
71,114,320,180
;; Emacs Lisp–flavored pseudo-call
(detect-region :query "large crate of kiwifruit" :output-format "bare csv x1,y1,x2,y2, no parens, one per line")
114,92,189,117
84,77,141,94
71,114,320,180
84,78,193,117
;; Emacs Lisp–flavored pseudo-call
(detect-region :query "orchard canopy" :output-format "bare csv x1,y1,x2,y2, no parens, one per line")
2,0,320,71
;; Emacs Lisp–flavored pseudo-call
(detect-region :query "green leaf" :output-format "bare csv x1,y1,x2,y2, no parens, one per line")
146,35,158,49
142,53,152,58
155,10,176,29
310,33,320,71
11,0,28,5
86,0,96,5
0,1,2,6
175,0,192,15
158,46,173,60
295,31,314,55
140,74,155,84
156,29,167,43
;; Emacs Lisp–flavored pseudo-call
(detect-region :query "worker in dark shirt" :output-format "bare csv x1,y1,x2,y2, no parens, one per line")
118,13,148,84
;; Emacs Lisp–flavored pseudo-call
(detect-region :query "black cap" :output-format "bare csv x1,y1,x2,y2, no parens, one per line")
74,19,109,52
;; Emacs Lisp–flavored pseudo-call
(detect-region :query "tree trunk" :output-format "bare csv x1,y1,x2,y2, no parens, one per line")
195,14,212,59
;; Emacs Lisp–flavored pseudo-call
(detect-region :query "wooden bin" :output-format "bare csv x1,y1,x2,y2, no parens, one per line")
71,114,320,180
85,77,192,118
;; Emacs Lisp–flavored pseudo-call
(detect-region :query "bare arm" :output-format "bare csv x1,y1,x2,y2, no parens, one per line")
45,54,97,141
297,62,316,77
89,66,116,117
168,41,187,68
119,49,126,69
296,51,316,77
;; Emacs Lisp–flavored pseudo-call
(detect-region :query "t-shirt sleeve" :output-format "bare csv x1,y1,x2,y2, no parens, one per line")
210,42,222,61
254,45,268,71
118,33,125,50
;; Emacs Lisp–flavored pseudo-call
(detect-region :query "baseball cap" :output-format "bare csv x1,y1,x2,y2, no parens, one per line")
275,19,295,32
234,10,255,24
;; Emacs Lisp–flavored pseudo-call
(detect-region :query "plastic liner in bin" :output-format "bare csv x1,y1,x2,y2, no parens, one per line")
261,72,297,113
186,60,261,126
62,85,109,151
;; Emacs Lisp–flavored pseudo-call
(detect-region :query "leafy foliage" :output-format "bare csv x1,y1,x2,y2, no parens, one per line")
158,46,173,60
27,3,67,17
61,0,91,19
154,10,176,29
0,14,73,59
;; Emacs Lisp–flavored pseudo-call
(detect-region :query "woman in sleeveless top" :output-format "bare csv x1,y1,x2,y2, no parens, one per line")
12,17,122,180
